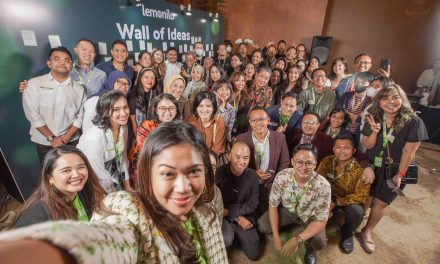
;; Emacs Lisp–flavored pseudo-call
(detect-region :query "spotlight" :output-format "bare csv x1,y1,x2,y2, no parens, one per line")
135,0,142,7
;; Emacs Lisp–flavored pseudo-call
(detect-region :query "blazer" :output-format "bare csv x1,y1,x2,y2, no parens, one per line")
266,105,303,134
286,129,334,163
235,130,290,187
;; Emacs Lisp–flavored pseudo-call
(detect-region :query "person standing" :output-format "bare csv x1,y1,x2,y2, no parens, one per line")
22,47,87,165
96,40,134,80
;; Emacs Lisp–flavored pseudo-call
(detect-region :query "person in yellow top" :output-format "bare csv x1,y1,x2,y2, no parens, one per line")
316,132,371,254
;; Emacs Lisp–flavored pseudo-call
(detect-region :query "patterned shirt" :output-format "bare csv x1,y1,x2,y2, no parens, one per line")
316,155,371,206
269,168,331,223
217,103,236,142
247,84,273,108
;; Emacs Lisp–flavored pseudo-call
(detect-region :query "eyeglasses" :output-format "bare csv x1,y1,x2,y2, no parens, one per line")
293,160,316,168
50,57,72,64
157,106,177,113
249,117,268,124
115,80,130,87
356,61,371,65
313,74,326,79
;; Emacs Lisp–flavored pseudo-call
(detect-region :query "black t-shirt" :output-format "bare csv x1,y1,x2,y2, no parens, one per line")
128,91,151,115
362,116,428,164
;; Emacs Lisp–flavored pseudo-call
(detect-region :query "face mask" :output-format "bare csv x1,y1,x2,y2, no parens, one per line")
195,49,203,56
355,84,367,93
366,86,378,97
226,46,232,53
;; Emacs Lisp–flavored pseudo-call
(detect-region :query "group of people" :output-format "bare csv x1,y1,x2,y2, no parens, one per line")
0,37,429,264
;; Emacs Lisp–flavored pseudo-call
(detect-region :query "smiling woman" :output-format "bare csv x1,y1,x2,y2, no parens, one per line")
0,121,228,264
7,145,106,229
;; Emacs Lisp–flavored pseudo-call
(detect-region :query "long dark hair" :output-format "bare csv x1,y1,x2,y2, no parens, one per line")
208,62,226,88
229,71,248,108
137,121,215,263
9,146,106,228
133,68,160,114
93,90,127,130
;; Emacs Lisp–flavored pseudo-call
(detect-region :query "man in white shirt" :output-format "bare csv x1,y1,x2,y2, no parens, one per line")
163,47,182,84
22,47,87,164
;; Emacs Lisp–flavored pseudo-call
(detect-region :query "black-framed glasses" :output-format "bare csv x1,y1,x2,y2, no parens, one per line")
157,106,177,113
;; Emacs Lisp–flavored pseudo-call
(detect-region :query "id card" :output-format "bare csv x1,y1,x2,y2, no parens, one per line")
308,100,315,105
374,156,382,167
387,134,395,143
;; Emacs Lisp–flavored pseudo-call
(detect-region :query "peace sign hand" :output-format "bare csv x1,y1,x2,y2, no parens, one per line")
366,115,381,134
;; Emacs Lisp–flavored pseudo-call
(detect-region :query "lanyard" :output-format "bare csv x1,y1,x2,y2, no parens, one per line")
73,195,89,221
374,119,394,168
312,90,325,107
350,94,366,112
75,68,94,86
254,133,270,169
217,58,226,68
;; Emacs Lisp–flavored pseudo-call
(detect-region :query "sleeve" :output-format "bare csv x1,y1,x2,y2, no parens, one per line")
72,88,87,129
77,131,115,192
14,202,50,229
22,79,46,128
297,89,307,112
227,173,260,218
268,170,287,208
313,180,331,221
0,207,139,264
316,156,332,178
226,108,236,142
212,118,227,155
336,168,371,206
122,126,130,181
278,135,291,172
406,117,429,142
82,98,96,132
416,70,431,88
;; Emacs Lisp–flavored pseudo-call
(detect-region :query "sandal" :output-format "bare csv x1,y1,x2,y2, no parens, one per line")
360,229,375,254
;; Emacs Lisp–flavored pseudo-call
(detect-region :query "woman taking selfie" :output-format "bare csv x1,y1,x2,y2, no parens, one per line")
360,84,428,254
9,146,105,228
0,121,228,263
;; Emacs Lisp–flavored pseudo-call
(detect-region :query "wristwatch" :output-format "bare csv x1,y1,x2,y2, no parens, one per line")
46,135,55,142
296,234,304,244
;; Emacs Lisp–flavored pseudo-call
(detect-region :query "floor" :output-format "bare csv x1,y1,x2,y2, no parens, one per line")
1,143,440,263
227,142,440,264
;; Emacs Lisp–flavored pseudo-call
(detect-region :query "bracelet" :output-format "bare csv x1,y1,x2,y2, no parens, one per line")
296,234,304,244
397,171,406,178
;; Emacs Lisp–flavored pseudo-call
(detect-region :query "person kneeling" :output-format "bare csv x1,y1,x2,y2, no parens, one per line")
217,142,260,261
258,144,331,264
317,133,372,254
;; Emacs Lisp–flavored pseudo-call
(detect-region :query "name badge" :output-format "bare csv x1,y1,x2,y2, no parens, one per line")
387,134,395,143
308,100,315,105
374,157,382,167
326,173,335,180
39,86,54,93
270,122,279,127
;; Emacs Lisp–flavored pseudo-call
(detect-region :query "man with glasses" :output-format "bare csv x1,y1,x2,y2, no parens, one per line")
22,47,87,166
286,112,333,163
335,52,390,98
298,68,336,128
267,92,303,135
96,40,134,80
258,144,331,264
236,107,290,217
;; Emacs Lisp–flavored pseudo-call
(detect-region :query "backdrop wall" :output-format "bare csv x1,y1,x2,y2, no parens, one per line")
0,0,224,198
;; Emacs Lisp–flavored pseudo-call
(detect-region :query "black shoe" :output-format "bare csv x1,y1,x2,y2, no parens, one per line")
340,236,354,254
304,246,317,264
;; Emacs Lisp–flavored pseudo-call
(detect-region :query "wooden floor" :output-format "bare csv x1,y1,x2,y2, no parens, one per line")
228,142,440,263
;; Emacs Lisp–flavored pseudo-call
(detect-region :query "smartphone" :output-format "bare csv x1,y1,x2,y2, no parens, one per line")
266,169,275,175
379,58,390,71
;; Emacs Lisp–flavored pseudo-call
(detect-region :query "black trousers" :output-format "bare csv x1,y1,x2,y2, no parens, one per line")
35,140,79,166
222,219,260,261
333,204,364,239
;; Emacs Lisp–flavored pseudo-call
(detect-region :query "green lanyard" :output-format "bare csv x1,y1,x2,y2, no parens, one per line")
182,216,207,264
374,120,394,168
73,195,89,221
75,68,94,86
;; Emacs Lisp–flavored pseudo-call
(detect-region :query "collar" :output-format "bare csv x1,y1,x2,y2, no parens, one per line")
73,60,95,71
48,72,72,85
252,130,270,144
